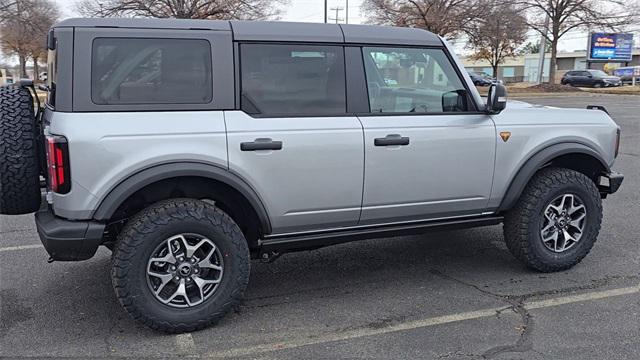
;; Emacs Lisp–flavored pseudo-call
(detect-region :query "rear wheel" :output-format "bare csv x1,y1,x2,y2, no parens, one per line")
504,168,602,272
111,199,250,333
0,86,42,214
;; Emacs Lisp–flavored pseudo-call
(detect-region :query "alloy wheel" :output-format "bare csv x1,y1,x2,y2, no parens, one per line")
146,233,224,308
540,194,587,253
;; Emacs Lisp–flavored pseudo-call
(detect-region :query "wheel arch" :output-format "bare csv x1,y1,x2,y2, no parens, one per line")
497,142,609,212
92,162,272,235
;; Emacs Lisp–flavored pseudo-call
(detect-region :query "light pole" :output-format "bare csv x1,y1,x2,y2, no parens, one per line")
536,15,550,84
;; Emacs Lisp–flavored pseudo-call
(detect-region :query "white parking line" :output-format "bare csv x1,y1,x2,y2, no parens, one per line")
204,284,640,359
0,244,43,252
525,285,640,310
175,333,196,354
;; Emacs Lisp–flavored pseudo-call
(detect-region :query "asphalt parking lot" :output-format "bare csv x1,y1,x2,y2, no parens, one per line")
1,93,638,359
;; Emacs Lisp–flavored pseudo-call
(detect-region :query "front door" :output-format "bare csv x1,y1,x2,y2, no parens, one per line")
575,71,590,86
358,46,496,224
226,43,364,234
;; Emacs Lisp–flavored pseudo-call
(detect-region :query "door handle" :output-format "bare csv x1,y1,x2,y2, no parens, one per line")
374,134,410,146
241,138,283,151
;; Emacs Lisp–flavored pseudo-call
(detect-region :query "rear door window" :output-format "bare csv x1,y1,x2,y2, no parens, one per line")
240,44,346,116
91,38,212,105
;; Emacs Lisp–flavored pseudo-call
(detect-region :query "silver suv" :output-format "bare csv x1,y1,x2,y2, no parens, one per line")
0,19,624,333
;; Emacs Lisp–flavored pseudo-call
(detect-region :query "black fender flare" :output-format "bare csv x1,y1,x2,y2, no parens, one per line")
92,162,272,234
497,142,610,212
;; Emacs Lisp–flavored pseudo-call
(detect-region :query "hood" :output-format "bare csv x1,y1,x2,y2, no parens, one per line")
479,98,554,110
505,100,555,110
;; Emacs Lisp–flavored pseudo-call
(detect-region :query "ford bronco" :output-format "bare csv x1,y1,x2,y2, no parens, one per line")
0,19,623,332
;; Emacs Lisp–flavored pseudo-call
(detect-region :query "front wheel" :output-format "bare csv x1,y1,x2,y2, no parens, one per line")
111,199,250,333
504,168,602,272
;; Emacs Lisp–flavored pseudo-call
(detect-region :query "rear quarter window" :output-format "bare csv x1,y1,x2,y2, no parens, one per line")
91,38,212,105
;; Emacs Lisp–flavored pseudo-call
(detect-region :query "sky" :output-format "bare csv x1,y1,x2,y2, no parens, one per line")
48,0,596,52
47,0,366,23
0,0,630,63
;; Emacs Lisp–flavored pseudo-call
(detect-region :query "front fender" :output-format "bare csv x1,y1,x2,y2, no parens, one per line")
496,142,609,212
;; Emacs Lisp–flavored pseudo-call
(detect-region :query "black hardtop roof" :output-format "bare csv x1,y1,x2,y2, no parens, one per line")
53,18,443,46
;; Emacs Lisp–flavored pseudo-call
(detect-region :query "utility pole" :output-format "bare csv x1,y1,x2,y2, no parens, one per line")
586,24,592,70
345,0,348,24
536,15,550,84
329,6,344,24
324,0,327,23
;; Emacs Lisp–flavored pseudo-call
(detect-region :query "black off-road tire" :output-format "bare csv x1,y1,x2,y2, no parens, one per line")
0,86,41,215
504,167,603,272
111,198,250,333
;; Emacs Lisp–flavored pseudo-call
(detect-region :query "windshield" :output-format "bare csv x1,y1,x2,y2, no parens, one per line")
588,70,609,77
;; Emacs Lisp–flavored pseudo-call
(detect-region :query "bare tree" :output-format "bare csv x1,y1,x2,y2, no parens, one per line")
0,0,58,79
519,39,551,54
362,0,485,39
25,0,58,76
518,0,639,83
0,23,30,77
467,1,527,79
0,1,17,22
76,0,286,20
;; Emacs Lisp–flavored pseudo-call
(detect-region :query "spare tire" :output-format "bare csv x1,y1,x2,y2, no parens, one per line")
0,86,42,215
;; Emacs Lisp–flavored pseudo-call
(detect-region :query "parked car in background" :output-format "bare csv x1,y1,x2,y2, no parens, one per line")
613,66,640,85
467,71,496,86
561,70,622,88
1,75,14,85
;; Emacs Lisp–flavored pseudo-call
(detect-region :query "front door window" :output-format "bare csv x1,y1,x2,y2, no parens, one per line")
362,47,471,114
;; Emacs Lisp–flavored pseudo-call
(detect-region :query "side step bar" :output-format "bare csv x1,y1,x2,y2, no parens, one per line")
259,215,503,256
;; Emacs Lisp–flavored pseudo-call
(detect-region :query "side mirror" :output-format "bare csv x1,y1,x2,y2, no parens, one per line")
486,84,507,114
442,89,468,112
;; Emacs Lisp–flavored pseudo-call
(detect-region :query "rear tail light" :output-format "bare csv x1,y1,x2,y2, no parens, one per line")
615,128,621,158
45,135,71,194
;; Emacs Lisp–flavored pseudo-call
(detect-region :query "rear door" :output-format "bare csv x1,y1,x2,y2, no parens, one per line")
226,43,364,234
564,71,577,85
358,46,496,224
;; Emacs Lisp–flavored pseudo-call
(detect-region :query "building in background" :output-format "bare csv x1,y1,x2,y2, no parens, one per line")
463,49,640,83
0,67,37,84
0,68,9,85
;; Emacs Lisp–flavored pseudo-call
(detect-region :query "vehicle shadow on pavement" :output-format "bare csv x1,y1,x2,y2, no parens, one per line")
4,224,634,358
5,226,513,333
